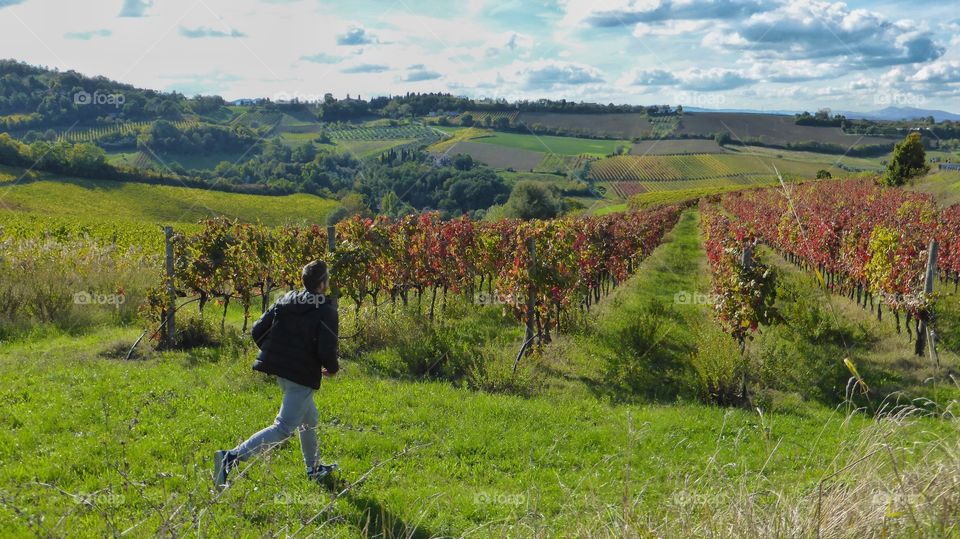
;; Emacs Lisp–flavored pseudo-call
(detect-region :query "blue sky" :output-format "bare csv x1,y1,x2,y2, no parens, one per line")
1,0,958,111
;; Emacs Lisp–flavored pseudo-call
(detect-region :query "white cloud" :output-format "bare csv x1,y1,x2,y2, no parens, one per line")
675,67,753,91
708,1,944,68
910,61,960,83
512,60,605,90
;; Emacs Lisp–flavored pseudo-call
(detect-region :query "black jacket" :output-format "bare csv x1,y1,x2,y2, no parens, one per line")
251,290,339,390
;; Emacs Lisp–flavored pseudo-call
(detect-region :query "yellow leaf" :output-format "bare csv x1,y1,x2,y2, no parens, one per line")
843,357,860,379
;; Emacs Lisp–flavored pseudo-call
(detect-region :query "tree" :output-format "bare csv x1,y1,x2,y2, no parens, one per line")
442,170,510,212
380,191,415,218
314,129,331,144
292,142,317,163
881,132,928,186
452,153,475,171
340,193,372,217
816,169,832,179
459,113,474,127
501,181,565,219
714,132,732,146
326,205,350,225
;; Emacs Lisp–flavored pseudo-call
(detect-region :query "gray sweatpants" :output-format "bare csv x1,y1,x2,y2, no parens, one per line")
233,376,319,469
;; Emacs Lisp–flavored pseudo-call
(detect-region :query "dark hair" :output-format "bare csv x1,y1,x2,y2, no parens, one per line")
302,260,328,292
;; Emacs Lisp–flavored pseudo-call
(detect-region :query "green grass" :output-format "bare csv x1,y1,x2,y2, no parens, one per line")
473,131,626,156
908,171,960,207
109,149,257,170
157,149,257,170
432,127,627,156
0,167,338,228
0,326,909,537
498,171,565,183
336,139,415,159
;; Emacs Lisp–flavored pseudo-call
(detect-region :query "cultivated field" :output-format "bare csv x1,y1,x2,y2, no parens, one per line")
446,141,544,170
515,111,901,147
675,112,897,146
518,112,652,139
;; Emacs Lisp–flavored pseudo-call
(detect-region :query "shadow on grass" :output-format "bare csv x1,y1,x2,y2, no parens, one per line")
342,494,436,539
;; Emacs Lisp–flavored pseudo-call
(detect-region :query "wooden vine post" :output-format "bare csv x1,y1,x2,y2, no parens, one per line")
327,225,338,309
917,239,939,363
513,237,537,375
738,242,754,396
163,226,176,347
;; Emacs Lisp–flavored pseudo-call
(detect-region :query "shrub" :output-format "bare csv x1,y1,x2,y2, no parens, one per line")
690,323,748,405
601,300,693,400
340,306,483,382
0,237,155,337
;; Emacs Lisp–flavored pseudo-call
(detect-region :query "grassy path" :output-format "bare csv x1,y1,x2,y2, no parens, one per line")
539,209,713,400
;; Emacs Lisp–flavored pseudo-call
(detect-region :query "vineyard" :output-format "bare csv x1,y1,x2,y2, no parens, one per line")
533,153,590,173
326,124,438,142
150,205,685,342
230,110,283,130
608,182,649,198
604,176,787,197
56,120,199,143
0,213,180,252
451,111,519,124
590,154,769,182
707,179,960,355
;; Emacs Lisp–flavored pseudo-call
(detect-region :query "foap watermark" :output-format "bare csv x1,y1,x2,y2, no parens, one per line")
282,292,329,306
273,91,326,104
870,491,923,509
474,291,519,307
272,492,326,506
74,491,126,507
674,91,727,109
73,291,126,306
74,90,125,108
474,491,527,507
669,490,725,506
673,291,717,306
873,91,925,108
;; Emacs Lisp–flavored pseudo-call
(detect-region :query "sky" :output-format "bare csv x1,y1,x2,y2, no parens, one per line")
0,0,958,112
